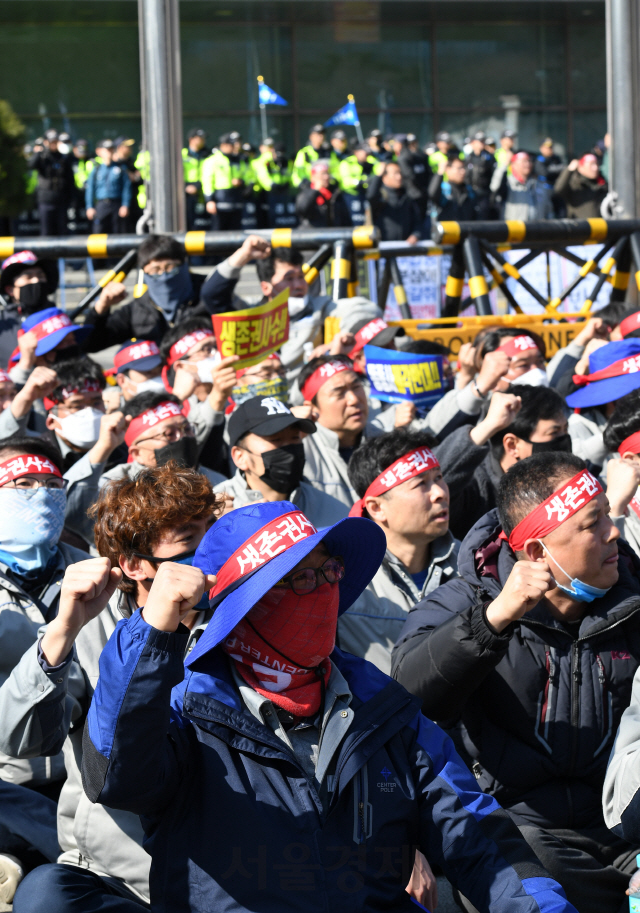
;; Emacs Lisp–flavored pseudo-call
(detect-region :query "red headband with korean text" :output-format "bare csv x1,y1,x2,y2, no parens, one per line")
209,510,318,600
618,431,640,457
124,401,184,448
348,318,390,357
44,378,102,411
497,335,539,358
0,454,62,486
502,469,603,552
619,312,640,339
167,330,214,367
572,352,640,386
301,360,351,401
349,446,440,518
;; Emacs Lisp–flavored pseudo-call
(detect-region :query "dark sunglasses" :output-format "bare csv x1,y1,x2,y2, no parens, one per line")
132,548,196,565
276,556,345,595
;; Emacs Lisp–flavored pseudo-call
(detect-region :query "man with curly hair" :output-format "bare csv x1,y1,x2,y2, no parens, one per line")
0,463,223,913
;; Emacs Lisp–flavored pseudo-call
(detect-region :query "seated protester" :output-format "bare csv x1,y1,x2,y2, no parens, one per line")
297,354,384,510
81,500,579,913
201,235,334,372
8,307,93,387
601,390,640,559
100,392,225,490
565,337,640,469
392,452,640,913
82,234,211,351
0,251,58,369
0,435,90,901
113,339,165,401
216,395,349,527
447,384,569,541
3,464,222,913
340,429,459,673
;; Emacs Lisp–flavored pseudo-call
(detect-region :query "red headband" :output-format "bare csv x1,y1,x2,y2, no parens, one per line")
0,454,62,486
619,312,640,339
236,352,280,381
503,469,603,552
572,353,640,385
22,313,73,342
618,431,640,457
44,378,102,410
114,340,160,371
348,318,389,357
579,154,598,167
348,447,440,518
125,401,184,448
167,329,214,367
498,335,539,358
209,510,317,599
301,361,351,401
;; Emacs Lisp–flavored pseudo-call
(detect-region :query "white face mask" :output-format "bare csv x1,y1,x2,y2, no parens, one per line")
135,376,166,395
196,355,220,383
511,367,549,388
288,294,309,318
55,407,103,449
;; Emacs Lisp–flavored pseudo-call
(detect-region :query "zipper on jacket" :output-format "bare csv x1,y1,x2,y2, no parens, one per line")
594,654,613,757
570,642,581,777
535,647,553,753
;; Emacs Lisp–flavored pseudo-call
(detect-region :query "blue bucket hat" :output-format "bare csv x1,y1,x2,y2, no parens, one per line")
13,307,92,361
566,339,640,409
186,501,386,669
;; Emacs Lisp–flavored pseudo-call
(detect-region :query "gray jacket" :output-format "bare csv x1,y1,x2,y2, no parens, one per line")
100,459,226,488
302,421,384,510
214,468,349,528
0,589,211,901
337,532,459,675
568,407,608,467
0,542,89,788
603,664,640,839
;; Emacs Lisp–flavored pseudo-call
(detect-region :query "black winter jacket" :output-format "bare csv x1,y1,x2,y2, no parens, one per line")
366,175,422,241
428,174,478,222
448,446,502,542
28,150,74,206
391,509,640,831
295,186,351,228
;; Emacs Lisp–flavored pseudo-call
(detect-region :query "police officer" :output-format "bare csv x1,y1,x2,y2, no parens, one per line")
254,141,295,228
84,139,131,234
367,128,392,163
69,139,93,224
464,130,495,218
113,137,138,232
182,128,209,231
202,132,246,231
133,146,150,215
338,143,378,226
428,131,453,174
292,124,330,187
495,129,516,170
395,133,431,218
28,129,74,236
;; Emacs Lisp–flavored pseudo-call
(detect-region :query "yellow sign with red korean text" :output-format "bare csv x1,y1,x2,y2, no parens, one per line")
212,288,289,369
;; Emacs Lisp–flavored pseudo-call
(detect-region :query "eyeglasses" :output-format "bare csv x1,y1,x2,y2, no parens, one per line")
276,556,345,595
4,477,67,490
144,262,182,277
138,422,195,445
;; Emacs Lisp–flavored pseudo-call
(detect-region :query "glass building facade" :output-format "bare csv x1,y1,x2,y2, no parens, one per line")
0,0,606,157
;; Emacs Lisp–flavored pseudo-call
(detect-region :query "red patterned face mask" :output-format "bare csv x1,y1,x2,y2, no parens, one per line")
222,582,339,718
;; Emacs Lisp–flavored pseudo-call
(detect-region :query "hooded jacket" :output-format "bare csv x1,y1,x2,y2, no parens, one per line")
391,508,640,831
81,605,578,912
553,167,608,219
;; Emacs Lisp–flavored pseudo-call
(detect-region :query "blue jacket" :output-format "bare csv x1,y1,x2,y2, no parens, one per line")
392,508,640,831
85,161,132,209
82,609,576,912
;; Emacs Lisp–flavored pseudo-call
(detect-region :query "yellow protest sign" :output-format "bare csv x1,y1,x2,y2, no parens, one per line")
211,288,289,369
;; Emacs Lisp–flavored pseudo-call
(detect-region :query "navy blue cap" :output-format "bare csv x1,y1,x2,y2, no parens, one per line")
566,339,640,408
186,501,386,669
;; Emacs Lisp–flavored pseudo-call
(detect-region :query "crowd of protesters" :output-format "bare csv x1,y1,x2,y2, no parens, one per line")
16,126,610,244
3,223,640,913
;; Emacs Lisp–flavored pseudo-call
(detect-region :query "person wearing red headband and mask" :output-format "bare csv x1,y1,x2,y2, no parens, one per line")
81,499,579,913
393,451,640,913
554,153,607,219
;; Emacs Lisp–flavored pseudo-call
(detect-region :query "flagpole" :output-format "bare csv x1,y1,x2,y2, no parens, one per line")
257,76,268,141
349,94,364,143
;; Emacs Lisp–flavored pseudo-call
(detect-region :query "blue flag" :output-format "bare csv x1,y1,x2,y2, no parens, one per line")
364,345,446,409
325,99,359,127
258,82,288,106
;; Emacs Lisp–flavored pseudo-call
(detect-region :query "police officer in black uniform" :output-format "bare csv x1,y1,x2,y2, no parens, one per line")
29,130,74,236
464,130,495,219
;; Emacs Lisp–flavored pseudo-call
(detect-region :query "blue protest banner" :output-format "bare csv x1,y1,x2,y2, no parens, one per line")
258,81,288,106
325,98,359,127
364,345,445,408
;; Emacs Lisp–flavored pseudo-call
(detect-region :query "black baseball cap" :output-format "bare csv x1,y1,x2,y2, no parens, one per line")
501,129,516,139
97,138,114,150
368,129,382,139
332,130,347,141
188,128,206,139
228,396,316,448
219,133,232,144
229,131,242,143
435,131,452,143
472,131,486,142
114,136,135,148
45,129,59,142
310,124,326,134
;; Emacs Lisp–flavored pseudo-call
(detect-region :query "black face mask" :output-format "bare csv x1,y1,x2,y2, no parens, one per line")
18,281,50,314
259,443,306,494
55,344,81,363
155,436,199,469
529,433,573,455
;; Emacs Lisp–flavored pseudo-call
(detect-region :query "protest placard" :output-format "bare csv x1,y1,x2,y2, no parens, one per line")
212,288,289,369
364,345,445,408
